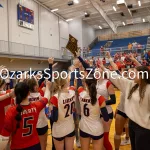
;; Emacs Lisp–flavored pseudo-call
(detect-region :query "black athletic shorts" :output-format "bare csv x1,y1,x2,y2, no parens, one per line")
23,143,41,150
100,112,114,120
80,130,104,140
117,110,128,119
36,125,48,136
53,130,75,141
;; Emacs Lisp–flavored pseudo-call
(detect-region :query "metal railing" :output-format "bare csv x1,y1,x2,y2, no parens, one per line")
105,45,146,52
0,40,71,60
86,45,146,58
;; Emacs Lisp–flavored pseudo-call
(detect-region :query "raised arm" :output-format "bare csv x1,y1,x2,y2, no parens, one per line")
44,80,51,101
99,61,132,92
106,52,119,71
47,57,54,82
75,51,95,73
75,51,90,69
129,54,141,67
38,57,54,87
0,91,14,102
105,81,116,105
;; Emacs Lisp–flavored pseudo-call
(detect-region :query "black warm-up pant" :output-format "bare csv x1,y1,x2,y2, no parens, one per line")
129,119,150,150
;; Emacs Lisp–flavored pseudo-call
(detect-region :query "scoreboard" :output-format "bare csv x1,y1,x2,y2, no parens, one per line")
17,4,34,30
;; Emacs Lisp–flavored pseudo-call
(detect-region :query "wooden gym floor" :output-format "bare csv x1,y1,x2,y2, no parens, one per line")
47,90,131,150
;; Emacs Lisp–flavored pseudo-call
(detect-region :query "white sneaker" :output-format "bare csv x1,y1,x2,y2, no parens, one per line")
76,140,81,148
120,138,130,146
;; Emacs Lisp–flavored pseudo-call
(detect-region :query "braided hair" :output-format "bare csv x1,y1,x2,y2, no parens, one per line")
85,75,97,105
14,82,29,131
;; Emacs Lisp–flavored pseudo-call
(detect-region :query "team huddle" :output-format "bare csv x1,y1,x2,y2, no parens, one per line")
0,51,150,150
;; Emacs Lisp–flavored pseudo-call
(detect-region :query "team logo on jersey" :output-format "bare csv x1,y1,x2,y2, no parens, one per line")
29,97,39,102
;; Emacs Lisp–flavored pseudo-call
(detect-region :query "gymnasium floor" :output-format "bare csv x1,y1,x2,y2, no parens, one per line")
47,90,131,150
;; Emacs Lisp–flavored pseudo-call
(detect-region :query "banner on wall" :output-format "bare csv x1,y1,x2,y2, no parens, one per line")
17,4,34,30
66,34,78,56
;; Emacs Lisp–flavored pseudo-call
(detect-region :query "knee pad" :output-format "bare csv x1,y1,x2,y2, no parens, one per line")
114,134,121,140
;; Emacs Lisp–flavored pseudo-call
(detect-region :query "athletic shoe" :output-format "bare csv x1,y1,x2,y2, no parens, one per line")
120,138,130,146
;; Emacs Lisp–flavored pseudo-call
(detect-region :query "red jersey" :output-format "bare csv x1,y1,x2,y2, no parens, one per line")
39,82,45,90
38,88,44,97
1,97,48,149
102,59,106,65
38,82,45,97
0,90,11,134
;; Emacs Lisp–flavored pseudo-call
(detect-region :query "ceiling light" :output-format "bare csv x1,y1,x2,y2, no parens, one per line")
99,26,102,29
85,12,88,15
143,18,145,22
113,6,116,11
66,18,73,22
122,22,125,26
51,8,58,12
138,1,141,6
74,0,79,4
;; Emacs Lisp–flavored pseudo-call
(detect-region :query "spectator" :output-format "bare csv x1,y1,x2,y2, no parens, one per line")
92,56,96,67
137,43,142,49
132,41,137,49
124,56,132,68
105,57,109,66
128,43,132,50
142,58,148,66
100,46,104,56
102,57,106,65
137,54,142,63
121,54,125,61
147,51,150,65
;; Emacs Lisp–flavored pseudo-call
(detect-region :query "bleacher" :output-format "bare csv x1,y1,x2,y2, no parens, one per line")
91,35,149,57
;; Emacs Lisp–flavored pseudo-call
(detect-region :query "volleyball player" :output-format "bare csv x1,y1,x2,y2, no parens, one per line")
75,50,115,150
26,57,54,150
106,52,141,149
70,61,83,148
76,70,109,150
0,79,51,150
0,78,14,150
96,67,116,150
50,70,76,150
49,79,59,150
100,56,150,150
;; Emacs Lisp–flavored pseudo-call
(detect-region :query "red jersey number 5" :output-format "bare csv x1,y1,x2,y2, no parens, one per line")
22,116,34,137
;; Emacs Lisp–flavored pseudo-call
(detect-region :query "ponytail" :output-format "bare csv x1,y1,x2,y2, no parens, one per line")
128,84,139,100
89,83,97,105
15,94,23,130
54,76,67,98
14,82,29,132
85,75,97,106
